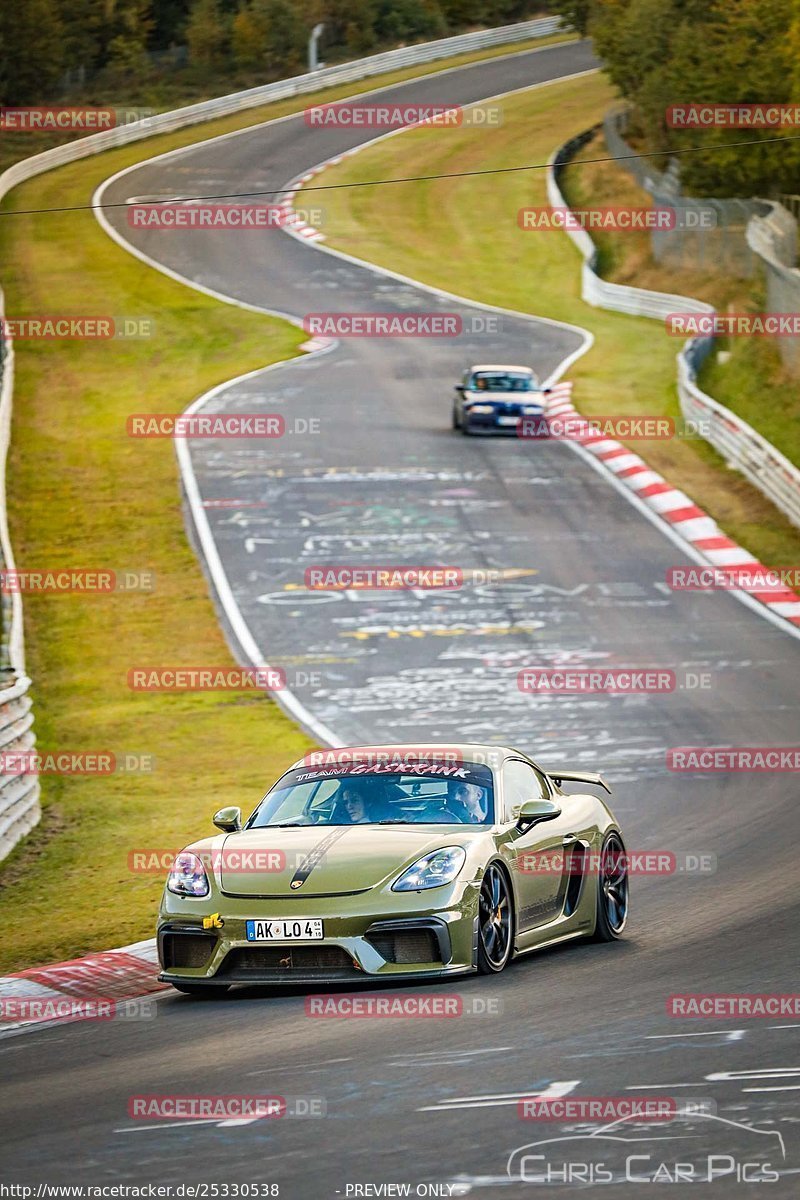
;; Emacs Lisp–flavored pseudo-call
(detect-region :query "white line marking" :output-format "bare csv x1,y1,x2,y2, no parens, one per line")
116,1119,220,1132
418,1079,579,1112
626,1083,707,1089
707,1068,800,1081
282,80,800,643
742,1085,800,1093
645,1030,746,1041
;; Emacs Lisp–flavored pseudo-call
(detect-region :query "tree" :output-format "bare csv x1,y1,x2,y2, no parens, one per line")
376,0,448,42
556,0,595,34
344,0,378,54
231,1,270,69
0,0,65,103
186,0,230,68
260,0,307,73
105,0,154,82
586,0,800,196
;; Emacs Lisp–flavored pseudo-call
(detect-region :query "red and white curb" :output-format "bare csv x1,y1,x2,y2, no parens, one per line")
0,937,163,1035
280,122,800,633
545,385,800,626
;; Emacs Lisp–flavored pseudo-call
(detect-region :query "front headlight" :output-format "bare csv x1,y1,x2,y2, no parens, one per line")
392,846,466,891
167,851,210,897
465,404,494,414
522,406,544,415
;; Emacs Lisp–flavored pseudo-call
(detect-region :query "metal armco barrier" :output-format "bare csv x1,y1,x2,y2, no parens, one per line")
677,356,800,529
0,18,564,860
0,18,564,206
0,294,40,860
548,130,800,531
0,674,39,861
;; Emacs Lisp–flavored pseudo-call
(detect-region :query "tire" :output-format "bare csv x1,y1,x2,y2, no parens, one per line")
477,862,514,973
591,831,629,941
171,982,229,996
452,402,461,430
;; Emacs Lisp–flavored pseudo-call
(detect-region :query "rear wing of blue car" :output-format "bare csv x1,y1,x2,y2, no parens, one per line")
547,769,612,795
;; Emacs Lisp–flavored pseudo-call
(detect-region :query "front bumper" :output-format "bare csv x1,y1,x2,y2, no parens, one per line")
157,886,479,987
463,408,547,435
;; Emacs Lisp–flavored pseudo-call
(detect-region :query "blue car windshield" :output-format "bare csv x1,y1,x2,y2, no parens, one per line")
248,762,495,828
472,373,535,392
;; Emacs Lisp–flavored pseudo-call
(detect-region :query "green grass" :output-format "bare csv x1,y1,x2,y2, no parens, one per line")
300,73,800,569
0,156,316,973
0,32,576,178
699,334,800,471
561,129,800,472
0,33,579,974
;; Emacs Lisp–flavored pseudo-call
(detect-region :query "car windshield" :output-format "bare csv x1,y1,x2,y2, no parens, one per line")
247,762,495,828
472,372,535,392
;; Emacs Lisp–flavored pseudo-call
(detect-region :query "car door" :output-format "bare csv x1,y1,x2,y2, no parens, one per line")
501,758,575,935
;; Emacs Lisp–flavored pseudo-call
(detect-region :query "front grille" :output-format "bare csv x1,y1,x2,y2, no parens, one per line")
219,945,356,978
162,932,216,970
366,929,442,965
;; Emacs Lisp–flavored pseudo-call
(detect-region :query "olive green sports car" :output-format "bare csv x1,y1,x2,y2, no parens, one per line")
157,744,628,993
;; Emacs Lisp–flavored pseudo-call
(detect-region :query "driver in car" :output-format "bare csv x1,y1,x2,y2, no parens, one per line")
339,782,384,824
448,780,488,824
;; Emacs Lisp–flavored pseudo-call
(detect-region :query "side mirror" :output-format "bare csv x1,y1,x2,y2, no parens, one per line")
542,387,553,394
516,799,562,831
455,384,465,393
213,805,241,833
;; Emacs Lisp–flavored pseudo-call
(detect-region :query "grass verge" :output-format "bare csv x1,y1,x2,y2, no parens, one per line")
561,129,800,470
299,73,800,569
0,160,314,974
0,34,579,973
0,32,576,177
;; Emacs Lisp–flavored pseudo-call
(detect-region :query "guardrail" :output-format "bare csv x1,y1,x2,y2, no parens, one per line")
0,675,39,861
0,292,40,861
677,356,800,528
548,130,713,322
0,17,565,205
0,18,566,861
548,129,800,531
603,109,766,279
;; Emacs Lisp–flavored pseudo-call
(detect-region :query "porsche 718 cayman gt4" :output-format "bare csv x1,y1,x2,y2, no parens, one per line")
157,744,628,993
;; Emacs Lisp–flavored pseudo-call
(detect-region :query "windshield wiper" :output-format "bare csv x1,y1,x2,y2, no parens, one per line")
268,821,309,828
378,818,415,824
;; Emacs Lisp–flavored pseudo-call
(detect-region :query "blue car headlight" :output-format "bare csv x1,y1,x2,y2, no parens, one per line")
465,403,494,414
392,847,466,891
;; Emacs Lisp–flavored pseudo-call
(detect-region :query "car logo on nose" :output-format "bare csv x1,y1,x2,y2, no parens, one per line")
290,879,303,889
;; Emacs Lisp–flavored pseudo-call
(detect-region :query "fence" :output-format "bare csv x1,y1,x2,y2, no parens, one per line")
777,193,800,222
0,17,566,861
746,202,800,376
603,109,767,278
604,111,800,379
548,131,714,322
0,296,40,861
549,131,800,532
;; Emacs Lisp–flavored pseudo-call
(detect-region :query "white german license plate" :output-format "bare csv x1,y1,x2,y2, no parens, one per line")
497,415,520,426
246,919,323,941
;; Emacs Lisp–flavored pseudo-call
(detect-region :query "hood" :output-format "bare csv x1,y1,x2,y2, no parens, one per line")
200,825,480,897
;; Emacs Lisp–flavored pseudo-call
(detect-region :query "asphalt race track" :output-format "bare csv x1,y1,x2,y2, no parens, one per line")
3,40,799,1196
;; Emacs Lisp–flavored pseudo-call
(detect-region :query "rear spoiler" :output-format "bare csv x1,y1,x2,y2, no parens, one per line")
547,769,612,795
